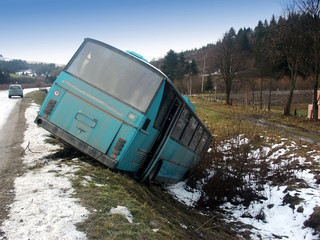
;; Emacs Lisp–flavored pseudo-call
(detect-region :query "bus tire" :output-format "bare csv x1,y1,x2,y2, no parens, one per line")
182,170,191,180
147,161,162,183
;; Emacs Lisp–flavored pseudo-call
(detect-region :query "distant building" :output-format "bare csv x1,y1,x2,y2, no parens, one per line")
308,90,320,119
15,69,36,77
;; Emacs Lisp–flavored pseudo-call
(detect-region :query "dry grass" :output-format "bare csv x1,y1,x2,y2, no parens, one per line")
304,206,320,234
189,95,320,211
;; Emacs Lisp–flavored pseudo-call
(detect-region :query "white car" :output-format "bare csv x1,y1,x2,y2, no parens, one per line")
8,84,23,98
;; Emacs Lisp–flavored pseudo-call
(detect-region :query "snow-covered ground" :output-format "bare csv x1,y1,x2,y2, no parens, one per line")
0,100,135,240
168,136,320,240
0,103,89,239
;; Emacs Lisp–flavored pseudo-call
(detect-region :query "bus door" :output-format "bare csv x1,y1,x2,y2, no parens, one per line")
138,83,182,182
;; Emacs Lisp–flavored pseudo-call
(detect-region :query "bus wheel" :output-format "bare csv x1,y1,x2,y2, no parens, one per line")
182,170,191,180
147,161,162,183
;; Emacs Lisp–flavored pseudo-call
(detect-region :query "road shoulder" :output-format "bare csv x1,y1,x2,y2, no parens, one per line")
0,96,29,230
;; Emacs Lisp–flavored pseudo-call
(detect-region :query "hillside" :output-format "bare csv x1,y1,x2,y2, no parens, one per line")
0,57,62,89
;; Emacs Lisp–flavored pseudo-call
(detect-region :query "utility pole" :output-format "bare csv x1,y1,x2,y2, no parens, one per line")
189,60,192,95
214,81,217,100
189,74,192,95
201,54,207,93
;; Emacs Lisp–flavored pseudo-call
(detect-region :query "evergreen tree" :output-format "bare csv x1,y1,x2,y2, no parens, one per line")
161,50,179,81
161,50,189,83
237,28,251,51
0,68,10,84
176,52,188,81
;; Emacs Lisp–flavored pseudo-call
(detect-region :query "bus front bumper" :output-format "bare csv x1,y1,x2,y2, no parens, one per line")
34,115,118,169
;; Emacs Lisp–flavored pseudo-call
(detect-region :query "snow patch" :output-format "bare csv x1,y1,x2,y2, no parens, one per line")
0,103,89,239
166,181,201,207
109,206,133,223
167,135,320,239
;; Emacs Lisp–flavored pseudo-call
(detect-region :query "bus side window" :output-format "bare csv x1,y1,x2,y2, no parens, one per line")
196,132,209,154
180,116,198,146
171,109,189,140
189,125,203,151
154,84,175,130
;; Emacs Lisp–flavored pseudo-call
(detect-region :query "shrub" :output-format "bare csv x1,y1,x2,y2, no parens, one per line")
187,110,271,208
195,135,267,208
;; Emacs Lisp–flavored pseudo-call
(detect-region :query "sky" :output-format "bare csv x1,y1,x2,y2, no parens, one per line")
1,0,284,65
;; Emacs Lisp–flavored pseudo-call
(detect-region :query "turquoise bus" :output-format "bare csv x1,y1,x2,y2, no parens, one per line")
35,38,212,183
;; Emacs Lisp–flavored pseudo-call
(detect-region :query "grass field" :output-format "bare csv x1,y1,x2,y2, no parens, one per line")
190,95,320,142
9,73,34,79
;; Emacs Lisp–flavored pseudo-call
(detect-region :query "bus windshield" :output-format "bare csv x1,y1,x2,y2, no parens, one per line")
66,41,163,112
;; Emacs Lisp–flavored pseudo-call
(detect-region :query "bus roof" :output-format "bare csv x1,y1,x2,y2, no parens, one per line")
126,50,149,63
83,38,169,81
77,38,202,118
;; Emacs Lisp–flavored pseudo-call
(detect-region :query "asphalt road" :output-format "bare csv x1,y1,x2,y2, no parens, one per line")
0,89,34,231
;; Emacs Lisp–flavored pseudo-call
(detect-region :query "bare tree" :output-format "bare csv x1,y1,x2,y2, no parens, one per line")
257,18,285,112
266,13,307,115
214,28,245,105
292,0,320,120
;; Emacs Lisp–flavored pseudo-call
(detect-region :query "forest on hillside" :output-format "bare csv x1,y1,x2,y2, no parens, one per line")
152,0,320,119
0,59,62,86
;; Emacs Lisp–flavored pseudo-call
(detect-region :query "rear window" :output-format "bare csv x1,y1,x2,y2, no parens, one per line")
10,85,22,90
66,41,162,112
